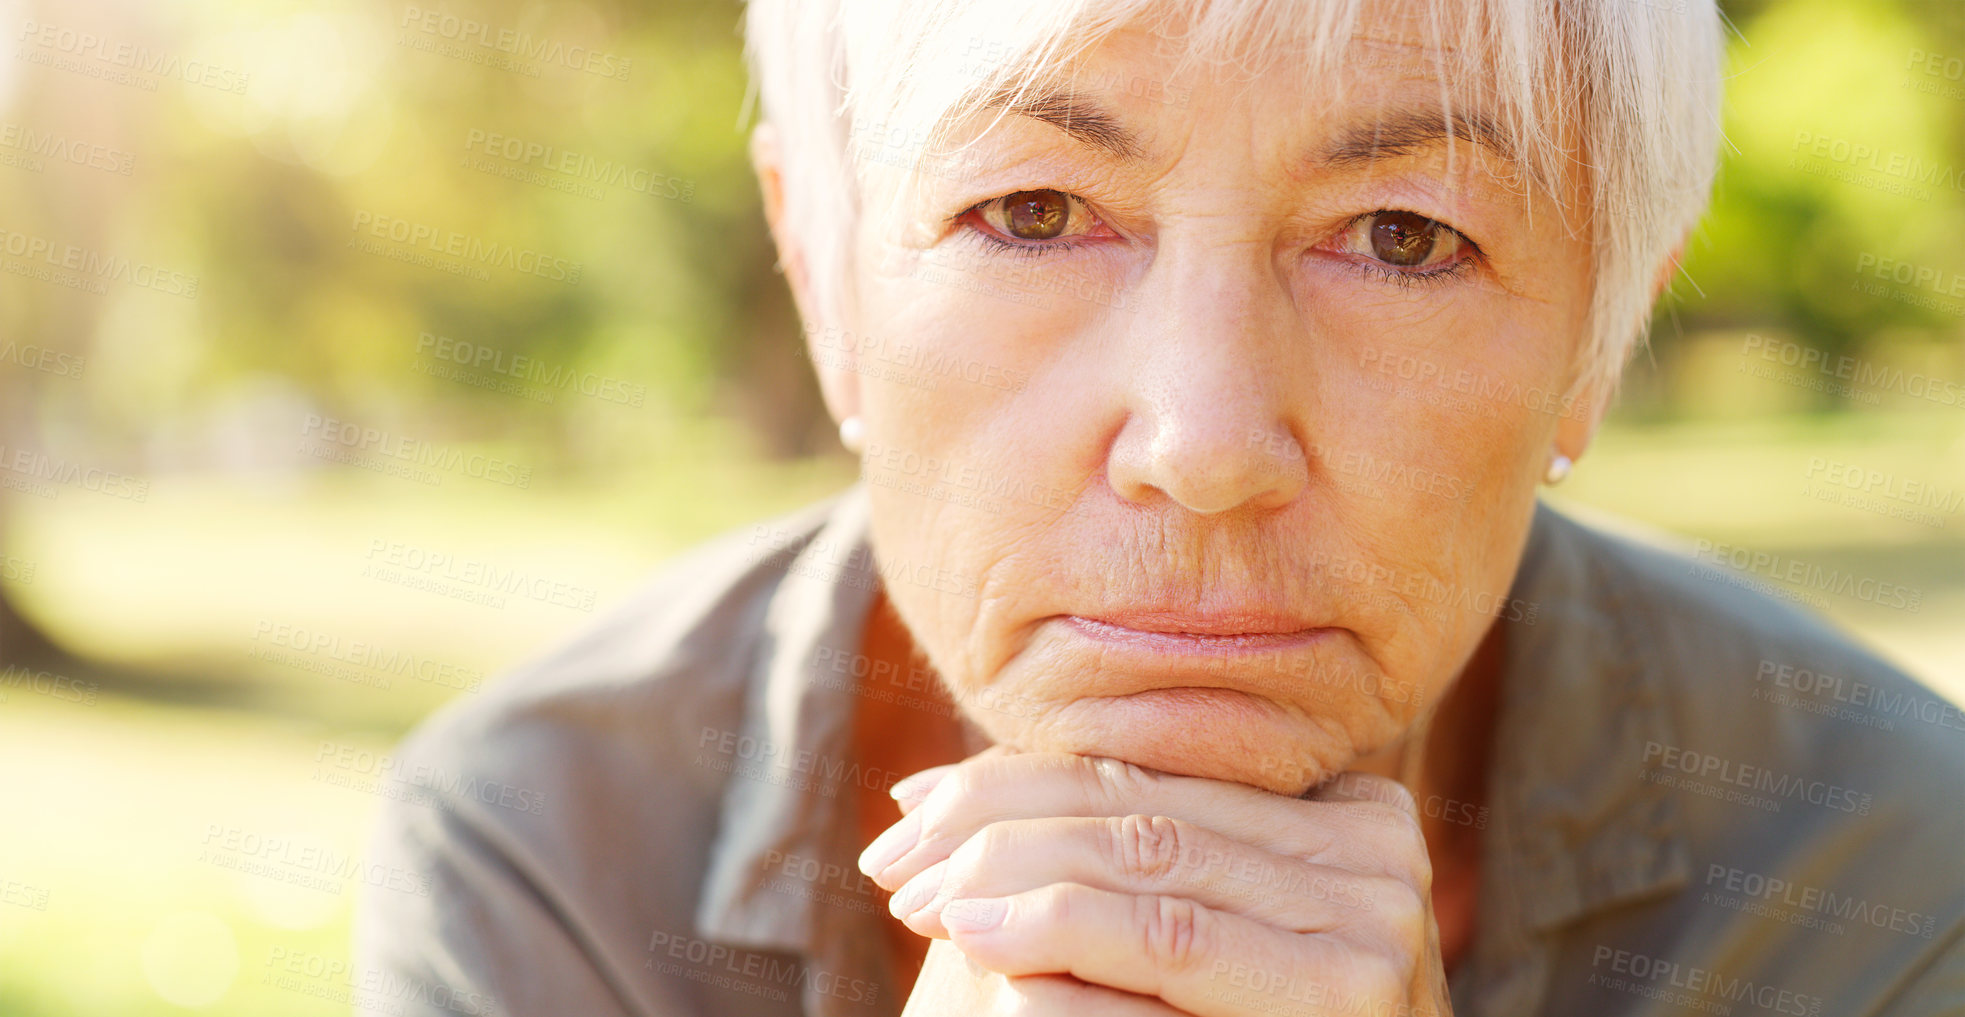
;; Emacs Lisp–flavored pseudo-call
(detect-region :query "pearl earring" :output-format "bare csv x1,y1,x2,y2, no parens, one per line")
838,416,866,455
1544,452,1572,485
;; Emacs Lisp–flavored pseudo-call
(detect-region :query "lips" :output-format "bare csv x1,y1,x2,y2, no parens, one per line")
1060,611,1336,656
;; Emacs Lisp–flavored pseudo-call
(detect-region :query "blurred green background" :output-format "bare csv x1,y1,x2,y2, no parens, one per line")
0,0,1962,1013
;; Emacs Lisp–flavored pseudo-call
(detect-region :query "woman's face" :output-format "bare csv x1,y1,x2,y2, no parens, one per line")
820,14,1598,795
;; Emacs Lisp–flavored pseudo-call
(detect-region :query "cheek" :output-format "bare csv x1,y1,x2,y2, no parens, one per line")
862,485,1044,691
1291,293,1571,687
849,254,1114,686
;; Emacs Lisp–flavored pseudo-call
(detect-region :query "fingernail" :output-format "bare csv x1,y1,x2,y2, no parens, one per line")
858,810,921,878
939,897,1006,933
889,766,952,803
889,862,945,919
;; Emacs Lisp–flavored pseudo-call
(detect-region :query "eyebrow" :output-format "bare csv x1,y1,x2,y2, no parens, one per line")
976,84,1148,160
974,84,1520,172
1320,107,1521,170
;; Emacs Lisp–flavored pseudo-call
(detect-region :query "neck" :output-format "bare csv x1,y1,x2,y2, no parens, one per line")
1346,620,1507,980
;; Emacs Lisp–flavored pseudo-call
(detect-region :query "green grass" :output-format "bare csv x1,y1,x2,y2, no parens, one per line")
0,409,1958,1016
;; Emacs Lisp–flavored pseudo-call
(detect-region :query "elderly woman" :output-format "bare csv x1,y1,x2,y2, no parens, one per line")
356,0,1965,1014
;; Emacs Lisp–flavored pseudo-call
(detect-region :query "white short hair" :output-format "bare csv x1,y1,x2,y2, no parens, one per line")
743,0,1726,403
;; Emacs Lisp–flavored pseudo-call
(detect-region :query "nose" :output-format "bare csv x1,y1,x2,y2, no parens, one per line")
1106,238,1309,515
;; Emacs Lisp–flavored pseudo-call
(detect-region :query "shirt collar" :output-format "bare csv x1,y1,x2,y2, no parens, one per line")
694,485,881,953
1457,500,1691,1011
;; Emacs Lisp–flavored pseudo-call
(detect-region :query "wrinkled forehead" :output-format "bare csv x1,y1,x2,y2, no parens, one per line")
841,0,1580,209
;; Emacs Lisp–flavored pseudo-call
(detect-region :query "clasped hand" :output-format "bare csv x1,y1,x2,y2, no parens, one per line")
858,751,1453,1016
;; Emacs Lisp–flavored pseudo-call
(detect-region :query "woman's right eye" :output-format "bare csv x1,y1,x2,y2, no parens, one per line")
968,189,1110,245
1330,209,1473,271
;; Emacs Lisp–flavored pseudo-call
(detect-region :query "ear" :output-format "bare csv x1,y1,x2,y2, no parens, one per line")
750,123,859,426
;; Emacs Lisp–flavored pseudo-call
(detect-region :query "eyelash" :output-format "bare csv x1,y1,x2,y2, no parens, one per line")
953,196,1098,260
1334,211,1483,289
952,195,1483,284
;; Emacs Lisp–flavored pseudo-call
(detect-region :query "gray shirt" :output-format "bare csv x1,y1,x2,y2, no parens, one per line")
354,486,1965,1017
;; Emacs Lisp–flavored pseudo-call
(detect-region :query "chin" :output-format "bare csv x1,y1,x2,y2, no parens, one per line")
962,686,1358,797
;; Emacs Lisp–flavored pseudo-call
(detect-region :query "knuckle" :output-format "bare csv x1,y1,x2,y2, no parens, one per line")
1404,844,1434,896
1375,883,1428,949
1108,814,1188,885
1366,798,1423,838
913,765,993,853
1351,953,1408,1002
944,821,1012,889
1087,756,1156,809
1372,831,1432,895
1376,777,1419,816
1135,894,1210,973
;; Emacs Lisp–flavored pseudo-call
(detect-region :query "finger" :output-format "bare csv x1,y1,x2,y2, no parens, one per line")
865,752,1424,891
905,936,1184,1016
890,815,1391,939
889,764,959,815
939,885,1435,1017
1304,771,1418,811
993,974,1189,1016
892,744,1018,816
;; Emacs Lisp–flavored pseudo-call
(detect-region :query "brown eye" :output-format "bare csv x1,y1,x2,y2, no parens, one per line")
1368,210,1443,266
1003,190,1069,240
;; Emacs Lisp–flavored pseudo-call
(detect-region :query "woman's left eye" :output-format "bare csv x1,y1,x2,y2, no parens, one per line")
1330,210,1474,272
966,189,1108,246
